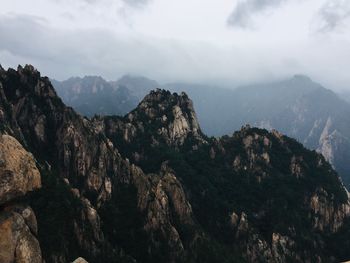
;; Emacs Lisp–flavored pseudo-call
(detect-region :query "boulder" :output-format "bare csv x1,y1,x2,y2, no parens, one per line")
0,206,42,263
0,134,41,204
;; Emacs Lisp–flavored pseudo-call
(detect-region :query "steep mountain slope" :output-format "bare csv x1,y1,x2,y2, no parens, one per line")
1,65,350,262
97,89,350,262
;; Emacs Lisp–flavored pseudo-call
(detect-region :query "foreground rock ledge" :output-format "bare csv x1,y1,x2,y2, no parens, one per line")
0,134,41,204
0,134,42,263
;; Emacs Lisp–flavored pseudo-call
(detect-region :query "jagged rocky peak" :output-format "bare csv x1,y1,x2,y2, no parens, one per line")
0,64,114,207
136,88,203,142
1,64,58,104
97,88,207,150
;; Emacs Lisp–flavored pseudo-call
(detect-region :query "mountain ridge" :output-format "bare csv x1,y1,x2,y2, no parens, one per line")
51,74,350,188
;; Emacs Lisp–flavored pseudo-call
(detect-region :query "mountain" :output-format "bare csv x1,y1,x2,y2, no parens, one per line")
95,89,350,262
52,75,159,117
51,76,136,117
179,77,350,188
338,90,350,104
52,75,350,188
111,74,160,100
3,65,350,262
162,82,239,135
190,76,350,189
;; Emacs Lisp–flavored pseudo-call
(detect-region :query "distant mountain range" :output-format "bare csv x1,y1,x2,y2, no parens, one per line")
52,75,350,188
51,75,158,117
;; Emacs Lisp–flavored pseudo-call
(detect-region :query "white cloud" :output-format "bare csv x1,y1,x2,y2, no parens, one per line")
122,0,151,8
0,0,350,90
227,0,288,28
316,0,350,32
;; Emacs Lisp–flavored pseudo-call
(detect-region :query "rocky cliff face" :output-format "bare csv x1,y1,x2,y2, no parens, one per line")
316,117,350,187
1,65,350,263
0,134,41,204
97,89,205,146
0,134,42,263
93,89,207,171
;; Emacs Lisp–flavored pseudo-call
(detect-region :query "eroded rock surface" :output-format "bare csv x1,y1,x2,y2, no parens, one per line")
0,134,42,263
0,134,41,204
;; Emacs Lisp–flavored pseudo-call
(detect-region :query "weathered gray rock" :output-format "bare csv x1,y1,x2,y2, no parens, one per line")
129,162,198,262
97,89,207,155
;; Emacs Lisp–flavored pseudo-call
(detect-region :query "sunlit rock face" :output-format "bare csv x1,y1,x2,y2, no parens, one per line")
0,134,42,263
0,134,41,204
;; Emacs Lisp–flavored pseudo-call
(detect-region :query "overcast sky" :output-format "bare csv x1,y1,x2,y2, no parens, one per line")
1,0,350,89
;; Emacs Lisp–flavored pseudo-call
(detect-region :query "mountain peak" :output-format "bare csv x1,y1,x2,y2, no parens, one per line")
114,75,160,97
95,88,206,168
135,89,204,144
139,88,190,109
18,64,39,73
1,64,57,104
15,64,43,83
118,74,158,83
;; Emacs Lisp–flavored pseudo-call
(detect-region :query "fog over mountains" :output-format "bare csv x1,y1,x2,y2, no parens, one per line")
53,74,350,188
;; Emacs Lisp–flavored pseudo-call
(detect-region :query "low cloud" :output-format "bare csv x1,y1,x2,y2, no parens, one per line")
50,0,151,9
227,0,287,28
316,0,350,32
122,0,151,8
0,14,292,84
1,12,350,91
